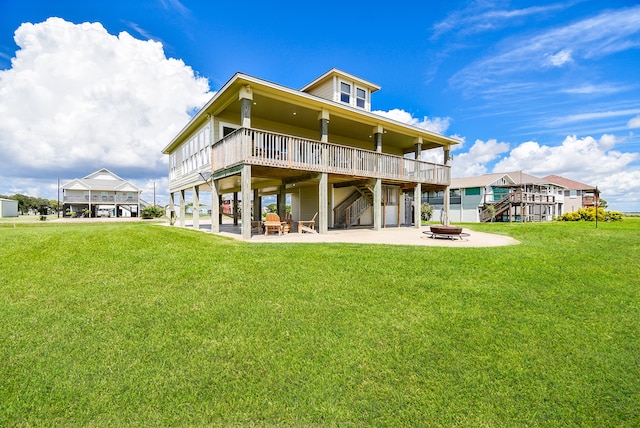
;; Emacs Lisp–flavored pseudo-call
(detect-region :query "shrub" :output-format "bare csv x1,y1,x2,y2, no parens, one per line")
561,211,581,221
560,207,622,222
484,204,497,222
606,211,623,221
141,205,164,219
421,203,434,221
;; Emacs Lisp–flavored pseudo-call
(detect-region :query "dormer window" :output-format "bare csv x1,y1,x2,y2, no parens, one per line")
339,81,369,109
300,69,379,111
340,82,351,103
356,87,366,108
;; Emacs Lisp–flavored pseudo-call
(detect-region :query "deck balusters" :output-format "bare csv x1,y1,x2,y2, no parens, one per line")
209,128,450,185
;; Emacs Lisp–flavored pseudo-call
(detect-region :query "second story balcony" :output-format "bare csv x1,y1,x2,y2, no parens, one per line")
210,128,450,186
63,194,140,204
483,191,556,205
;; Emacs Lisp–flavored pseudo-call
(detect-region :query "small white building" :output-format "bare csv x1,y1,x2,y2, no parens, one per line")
0,198,19,218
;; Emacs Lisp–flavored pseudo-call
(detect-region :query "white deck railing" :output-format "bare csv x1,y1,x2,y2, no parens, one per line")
211,128,450,185
63,195,140,203
483,191,556,204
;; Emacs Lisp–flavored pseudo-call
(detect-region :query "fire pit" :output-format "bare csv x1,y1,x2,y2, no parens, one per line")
424,225,468,240
430,225,463,235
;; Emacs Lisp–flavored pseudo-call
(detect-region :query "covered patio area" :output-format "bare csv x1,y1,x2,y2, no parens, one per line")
180,217,519,247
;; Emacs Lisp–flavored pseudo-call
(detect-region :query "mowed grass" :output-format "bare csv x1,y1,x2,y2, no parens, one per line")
0,220,638,426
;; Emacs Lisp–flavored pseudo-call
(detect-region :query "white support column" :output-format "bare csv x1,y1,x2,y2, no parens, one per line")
373,125,383,153
414,183,422,229
179,189,186,227
170,193,176,226
414,138,423,223
211,180,220,233
233,192,239,226
192,185,200,231
319,109,330,143
318,172,328,234
373,124,383,230
241,164,252,240
253,189,260,222
443,146,451,225
278,185,286,217
414,137,423,159
373,178,382,230
239,85,253,129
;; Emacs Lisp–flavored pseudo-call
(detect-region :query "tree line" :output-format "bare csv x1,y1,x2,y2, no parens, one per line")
0,194,60,215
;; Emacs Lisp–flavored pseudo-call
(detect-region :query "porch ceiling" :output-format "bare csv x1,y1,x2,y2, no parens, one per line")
164,72,459,155
222,90,448,153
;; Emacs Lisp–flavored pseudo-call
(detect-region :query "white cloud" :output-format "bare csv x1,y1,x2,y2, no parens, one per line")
450,5,640,92
593,169,640,212
549,109,640,127
546,49,573,67
628,115,640,128
372,108,451,134
494,134,638,175
159,0,190,16
560,83,630,95
432,2,570,40
452,138,510,177
0,18,211,180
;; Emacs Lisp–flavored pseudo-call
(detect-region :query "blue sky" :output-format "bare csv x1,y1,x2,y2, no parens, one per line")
1,0,639,211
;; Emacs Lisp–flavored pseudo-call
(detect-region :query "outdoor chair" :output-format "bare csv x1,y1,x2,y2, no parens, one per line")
264,213,282,236
298,212,318,234
251,220,263,234
280,212,292,234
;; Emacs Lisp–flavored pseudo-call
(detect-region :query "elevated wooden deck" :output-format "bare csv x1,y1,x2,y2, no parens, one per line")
210,128,450,186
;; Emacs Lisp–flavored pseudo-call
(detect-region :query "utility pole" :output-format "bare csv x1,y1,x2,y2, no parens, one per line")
595,186,599,229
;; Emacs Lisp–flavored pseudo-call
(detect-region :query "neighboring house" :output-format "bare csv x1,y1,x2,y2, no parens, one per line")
425,171,597,223
541,175,597,213
62,168,143,217
162,68,460,238
0,198,19,218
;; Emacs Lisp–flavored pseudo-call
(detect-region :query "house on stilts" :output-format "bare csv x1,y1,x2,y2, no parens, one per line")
162,69,460,238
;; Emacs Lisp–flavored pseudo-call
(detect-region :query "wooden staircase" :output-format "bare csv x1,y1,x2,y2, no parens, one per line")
334,181,374,228
481,194,511,222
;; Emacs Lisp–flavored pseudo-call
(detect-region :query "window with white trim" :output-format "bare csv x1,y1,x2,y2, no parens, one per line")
340,82,351,104
177,124,211,177
356,87,366,108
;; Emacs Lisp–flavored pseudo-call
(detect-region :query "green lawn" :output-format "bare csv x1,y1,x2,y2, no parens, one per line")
1,219,638,426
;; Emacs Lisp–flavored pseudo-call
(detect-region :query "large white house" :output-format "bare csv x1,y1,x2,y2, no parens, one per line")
62,168,143,217
424,171,597,222
162,69,460,238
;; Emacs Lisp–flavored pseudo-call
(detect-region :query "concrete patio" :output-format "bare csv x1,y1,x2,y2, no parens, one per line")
184,219,519,247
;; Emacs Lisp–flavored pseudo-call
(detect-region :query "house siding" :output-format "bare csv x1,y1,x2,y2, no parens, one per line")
564,190,583,213
291,185,319,225
304,80,334,102
431,193,482,223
